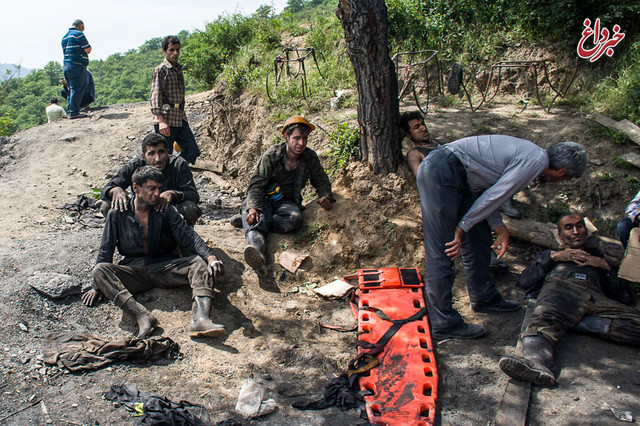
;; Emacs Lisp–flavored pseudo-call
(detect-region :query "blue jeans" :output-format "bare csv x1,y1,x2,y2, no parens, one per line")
63,64,87,116
417,147,498,331
154,120,200,165
617,217,638,248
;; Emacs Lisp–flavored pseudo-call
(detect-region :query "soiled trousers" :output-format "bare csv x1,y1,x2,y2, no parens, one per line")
93,255,214,307
417,147,498,331
241,198,303,237
527,274,640,345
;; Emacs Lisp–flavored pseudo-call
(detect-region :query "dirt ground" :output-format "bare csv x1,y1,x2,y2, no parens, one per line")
0,88,639,425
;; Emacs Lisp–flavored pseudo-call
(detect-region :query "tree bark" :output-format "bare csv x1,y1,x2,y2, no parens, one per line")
336,0,402,174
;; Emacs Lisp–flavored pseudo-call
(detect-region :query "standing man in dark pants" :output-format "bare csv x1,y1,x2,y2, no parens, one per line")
61,19,91,119
417,136,587,340
240,115,333,276
150,36,200,165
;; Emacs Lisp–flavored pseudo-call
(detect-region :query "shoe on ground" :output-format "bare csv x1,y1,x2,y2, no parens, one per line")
229,214,243,228
490,252,509,274
448,62,463,95
68,113,89,119
472,294,520,313
244,245,268,277
500,200,522,218
499,356,557,387
432,322,486,340
188,320,227,338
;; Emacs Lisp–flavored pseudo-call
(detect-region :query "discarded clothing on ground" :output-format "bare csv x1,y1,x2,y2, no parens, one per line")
43,332,180,372
58,194,104,228
292,373,365,415
104,383,211,425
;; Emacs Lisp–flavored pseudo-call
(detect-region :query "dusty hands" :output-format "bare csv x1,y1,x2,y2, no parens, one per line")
553,249,609,269
110,187,129,211
207,258,225,279
155,191,175,212
445,227,465,260
317,197,332,210
81,289,103,306
491,225,510,259
246,209,259,225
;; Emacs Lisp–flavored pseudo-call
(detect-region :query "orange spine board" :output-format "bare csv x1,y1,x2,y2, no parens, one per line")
356,268,437,425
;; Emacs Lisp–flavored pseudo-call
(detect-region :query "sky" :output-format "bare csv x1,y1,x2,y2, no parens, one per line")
0,0,289,70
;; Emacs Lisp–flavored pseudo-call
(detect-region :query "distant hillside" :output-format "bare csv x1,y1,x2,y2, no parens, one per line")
0,64,33,80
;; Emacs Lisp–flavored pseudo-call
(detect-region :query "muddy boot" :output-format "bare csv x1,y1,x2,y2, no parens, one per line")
122,297,157,338
573,315,612,340
188,296,226,338
499,331,556,387
244,230,268,277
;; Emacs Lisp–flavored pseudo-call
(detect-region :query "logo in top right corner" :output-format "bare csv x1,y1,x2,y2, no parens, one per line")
577,18,626,62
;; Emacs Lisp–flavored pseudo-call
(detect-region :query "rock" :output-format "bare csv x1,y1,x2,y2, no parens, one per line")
27,272,83,299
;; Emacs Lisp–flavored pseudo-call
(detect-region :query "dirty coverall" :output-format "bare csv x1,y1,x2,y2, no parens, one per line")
92,197,215,308
519,245,640,345
101,155,202,226
241,142,333,237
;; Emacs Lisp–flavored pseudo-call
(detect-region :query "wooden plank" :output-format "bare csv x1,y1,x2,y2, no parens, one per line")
590,113,640,146
494,299,536,426
201,171,230,190
191,160,224,173
616,119,640,145
620,153,640,169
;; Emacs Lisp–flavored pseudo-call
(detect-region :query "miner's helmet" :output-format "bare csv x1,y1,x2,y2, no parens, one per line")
282,115,315,136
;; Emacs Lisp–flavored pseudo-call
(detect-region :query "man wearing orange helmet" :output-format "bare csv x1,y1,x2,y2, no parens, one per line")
239,115,334,276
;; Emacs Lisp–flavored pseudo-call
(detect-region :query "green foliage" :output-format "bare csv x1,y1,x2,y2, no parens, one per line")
613,156,634,170
295,220,329,244
541,200,571,223
626,176,640,193
327,123,360,177
591,41,640,125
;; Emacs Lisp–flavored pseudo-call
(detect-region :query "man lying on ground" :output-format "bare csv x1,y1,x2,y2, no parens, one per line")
499,213,637,386
82,166,226,339
417,136,587,340
99,133,202,226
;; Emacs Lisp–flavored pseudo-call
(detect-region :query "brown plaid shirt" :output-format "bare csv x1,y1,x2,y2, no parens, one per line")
150,59,186,127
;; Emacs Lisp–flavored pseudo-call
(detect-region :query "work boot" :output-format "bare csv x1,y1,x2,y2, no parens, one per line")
573,315,612,340
432,321,486,340
472,294,520,313
189,296,226,338
122,298,157,338
499,331,557,387
500,198,522,219
244,230,268,277
229,214,243,228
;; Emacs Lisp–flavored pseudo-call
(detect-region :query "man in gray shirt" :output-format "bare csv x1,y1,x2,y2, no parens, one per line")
417,135,587,340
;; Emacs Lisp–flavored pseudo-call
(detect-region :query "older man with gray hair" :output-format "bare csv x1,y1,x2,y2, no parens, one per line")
417,136,587,340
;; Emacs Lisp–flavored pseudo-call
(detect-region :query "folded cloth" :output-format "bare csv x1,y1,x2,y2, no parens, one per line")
43,332,180,372
104,383,211,426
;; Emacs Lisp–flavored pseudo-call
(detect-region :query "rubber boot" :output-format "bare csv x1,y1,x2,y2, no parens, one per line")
122,297,157,338
188,296,226,338
499,331,557,387
244,230,268,276
573,315,612,340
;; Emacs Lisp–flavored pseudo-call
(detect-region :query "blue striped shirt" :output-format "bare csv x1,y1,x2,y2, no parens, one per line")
61,28,90,66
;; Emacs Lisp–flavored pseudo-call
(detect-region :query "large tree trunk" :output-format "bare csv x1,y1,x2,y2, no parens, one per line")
336,0,402,174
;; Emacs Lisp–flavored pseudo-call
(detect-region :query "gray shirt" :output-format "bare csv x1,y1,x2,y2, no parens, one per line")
445,135,548,232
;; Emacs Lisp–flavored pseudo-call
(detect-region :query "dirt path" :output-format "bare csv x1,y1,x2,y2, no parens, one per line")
0,93,638,425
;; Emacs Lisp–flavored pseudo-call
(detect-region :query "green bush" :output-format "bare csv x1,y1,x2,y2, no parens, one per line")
327,123,360,176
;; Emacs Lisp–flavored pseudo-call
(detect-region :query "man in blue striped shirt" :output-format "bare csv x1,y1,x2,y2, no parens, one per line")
61,19,91,119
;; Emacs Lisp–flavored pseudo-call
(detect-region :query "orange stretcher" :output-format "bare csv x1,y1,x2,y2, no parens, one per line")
347,268,438,425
